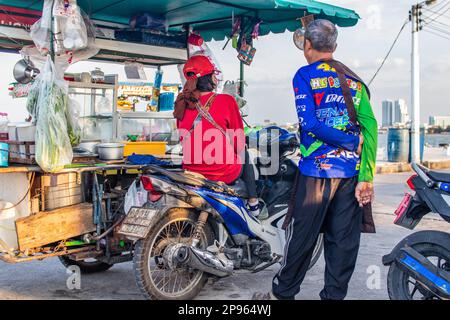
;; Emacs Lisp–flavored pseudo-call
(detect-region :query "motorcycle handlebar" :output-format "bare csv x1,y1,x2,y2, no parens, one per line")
411,162,435,188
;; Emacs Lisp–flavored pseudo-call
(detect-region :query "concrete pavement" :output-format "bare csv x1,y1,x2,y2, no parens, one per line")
0,172,449,300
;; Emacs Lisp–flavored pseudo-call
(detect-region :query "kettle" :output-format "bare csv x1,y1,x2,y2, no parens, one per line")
13,59,40,84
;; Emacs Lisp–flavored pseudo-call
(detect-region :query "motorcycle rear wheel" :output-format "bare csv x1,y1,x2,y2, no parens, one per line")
387,241,450,300
133,208,214,300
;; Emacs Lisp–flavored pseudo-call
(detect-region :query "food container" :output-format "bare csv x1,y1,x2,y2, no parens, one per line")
7,124,17,141
16,124,36,141
124,141,167,156
78,140,101,153
91,67,105,83
41,173,83,211
0,142,8,167
97,143,125,160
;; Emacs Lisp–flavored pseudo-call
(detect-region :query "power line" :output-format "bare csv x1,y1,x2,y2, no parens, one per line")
423,16,450,29
423,28,450,40
368,18,409,86
421,6,450,20
426,23,450,36
421,5,450,26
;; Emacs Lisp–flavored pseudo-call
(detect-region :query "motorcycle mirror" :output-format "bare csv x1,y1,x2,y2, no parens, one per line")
13,59,40,84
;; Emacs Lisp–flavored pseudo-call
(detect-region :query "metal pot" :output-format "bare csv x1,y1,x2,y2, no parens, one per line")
97,143,125,161
13,59,40,84
78,140,101,154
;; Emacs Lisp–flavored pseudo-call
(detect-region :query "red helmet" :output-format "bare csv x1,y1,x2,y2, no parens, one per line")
183,55,217,80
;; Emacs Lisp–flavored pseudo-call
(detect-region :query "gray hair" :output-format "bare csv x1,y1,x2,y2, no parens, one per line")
304,19,338,52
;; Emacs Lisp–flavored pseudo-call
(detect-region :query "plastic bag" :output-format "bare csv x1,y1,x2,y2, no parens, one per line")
67,98,82,146
29,0,53,55
222,80,247,112
129,12,168,31
124,180,148,214
34,56,73,172
54,0,88,52
25,0,98,72
180,33,224,90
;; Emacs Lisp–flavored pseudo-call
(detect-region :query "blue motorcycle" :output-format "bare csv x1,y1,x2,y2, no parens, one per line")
383,163,450,300
118,127,324,300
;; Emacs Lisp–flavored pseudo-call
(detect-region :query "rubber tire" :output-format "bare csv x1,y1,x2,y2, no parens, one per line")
59,256,114,274
308,233,324,270
133,208,214,300
387,242,450,300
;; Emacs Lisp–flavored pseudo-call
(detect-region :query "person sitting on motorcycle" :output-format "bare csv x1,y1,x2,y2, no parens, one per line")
173,55,260,217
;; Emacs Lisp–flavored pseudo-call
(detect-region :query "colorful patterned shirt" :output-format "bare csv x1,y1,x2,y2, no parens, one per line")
294,60,378,181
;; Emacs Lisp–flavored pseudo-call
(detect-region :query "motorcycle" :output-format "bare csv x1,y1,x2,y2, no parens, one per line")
383,162,450,300
118,126,324,300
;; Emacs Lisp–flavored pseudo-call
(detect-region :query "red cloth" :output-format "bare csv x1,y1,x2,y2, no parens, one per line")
177,92,244,184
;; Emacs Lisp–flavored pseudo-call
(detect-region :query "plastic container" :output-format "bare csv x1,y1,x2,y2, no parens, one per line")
0,113,9,141
7,124,17,141
0,142,8,167
158,92,175,111
387,128,410,163
123,141,167,156
16,124,36,141
0,201,20,250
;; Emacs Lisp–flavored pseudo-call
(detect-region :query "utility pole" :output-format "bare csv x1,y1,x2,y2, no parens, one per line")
410,0,437,163
410,3,421,163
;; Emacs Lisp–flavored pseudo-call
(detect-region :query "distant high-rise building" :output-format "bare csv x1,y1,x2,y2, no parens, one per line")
429,116,450,128
393,99,409,124
382,99,408,127
382,100,393,127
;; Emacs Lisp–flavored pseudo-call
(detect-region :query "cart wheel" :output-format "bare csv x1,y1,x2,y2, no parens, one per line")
59,256,114,274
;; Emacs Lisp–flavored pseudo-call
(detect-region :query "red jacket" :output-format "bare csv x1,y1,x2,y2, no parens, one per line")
177,92,244,184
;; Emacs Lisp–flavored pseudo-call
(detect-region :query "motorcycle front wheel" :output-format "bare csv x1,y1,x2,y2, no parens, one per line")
387,240,450,300
133,208,214,300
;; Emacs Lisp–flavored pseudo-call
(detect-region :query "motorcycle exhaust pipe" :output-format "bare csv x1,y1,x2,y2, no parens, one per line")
396,247,450,299
174,245,233,278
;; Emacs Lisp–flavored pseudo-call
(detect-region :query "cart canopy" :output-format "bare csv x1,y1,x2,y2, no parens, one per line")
3,0,360,41
0,0,359,65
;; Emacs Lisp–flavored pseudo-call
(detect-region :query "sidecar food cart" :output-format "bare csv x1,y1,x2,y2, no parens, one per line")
0,0,359,291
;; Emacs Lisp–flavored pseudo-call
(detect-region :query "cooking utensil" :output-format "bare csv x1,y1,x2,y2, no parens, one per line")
97,143,125,161
13,59,40,84
78,140,101,153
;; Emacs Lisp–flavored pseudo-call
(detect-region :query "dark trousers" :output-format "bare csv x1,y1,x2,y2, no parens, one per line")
235,149,258,198
272,174,362,300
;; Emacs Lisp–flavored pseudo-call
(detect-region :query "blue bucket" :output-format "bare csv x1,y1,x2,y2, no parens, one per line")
0,142,9,167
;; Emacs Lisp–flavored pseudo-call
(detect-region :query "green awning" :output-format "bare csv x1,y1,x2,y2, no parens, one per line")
2,0,360,41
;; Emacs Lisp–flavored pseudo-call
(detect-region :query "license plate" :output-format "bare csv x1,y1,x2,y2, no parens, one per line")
117,207,158,239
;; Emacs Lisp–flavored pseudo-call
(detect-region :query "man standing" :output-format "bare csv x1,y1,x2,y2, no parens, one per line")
254,19,378,300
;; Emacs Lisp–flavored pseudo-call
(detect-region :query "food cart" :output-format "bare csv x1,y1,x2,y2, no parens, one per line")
0,0,359,288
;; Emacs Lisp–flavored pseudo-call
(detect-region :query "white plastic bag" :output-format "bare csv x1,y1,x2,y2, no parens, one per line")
55,0,88,51
67,98,82,146
34,56,73,172
29,0,53,55
26,0,98,69
124,180,148,214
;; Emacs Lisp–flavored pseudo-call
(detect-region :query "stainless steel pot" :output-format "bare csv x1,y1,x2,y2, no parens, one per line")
78,140,101,153
97,143,125,161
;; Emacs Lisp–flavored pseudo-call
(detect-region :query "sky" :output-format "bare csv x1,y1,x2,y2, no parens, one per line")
1,0,450,125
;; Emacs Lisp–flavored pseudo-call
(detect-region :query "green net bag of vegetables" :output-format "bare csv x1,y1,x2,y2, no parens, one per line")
34,55,73,172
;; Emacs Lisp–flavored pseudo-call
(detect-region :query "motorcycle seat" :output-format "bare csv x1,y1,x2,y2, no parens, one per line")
426,170,450,183
143,165,249,198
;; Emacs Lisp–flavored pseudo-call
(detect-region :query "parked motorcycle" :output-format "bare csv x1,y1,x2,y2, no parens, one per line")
118,126,324,300
383,163,450,300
